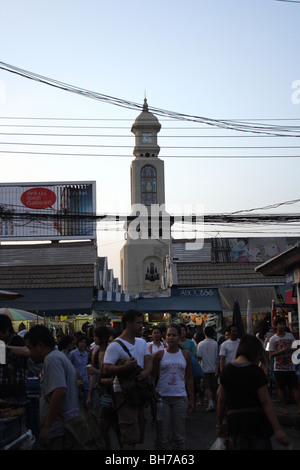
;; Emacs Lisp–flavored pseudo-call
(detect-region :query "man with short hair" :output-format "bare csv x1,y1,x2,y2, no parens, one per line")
68,335,89,404
25,325,80,449
219,324,240,373
103,309,152,450
268,316,300,415
197,326,218,411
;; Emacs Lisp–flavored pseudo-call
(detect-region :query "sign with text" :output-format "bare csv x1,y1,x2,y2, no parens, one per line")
172,288,217,298
0,181,96,240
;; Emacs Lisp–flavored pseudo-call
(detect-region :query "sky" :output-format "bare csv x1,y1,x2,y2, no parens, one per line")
1,0,300,279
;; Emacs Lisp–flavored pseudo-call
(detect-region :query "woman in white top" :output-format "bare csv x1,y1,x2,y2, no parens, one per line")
152,324,194,450
147,326,166,355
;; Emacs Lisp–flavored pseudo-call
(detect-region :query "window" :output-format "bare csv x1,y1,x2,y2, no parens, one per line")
141,165,157,206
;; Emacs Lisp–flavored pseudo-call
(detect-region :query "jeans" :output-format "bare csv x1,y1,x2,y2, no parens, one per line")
157,396,188,450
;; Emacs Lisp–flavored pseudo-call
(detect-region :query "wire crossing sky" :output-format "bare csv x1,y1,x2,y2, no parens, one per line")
1,0,300,277
1,61,300,137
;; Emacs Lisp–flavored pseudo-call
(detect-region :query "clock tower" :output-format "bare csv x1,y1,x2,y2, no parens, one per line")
120,99,171,296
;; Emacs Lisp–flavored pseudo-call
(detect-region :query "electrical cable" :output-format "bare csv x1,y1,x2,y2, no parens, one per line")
1,61,300,137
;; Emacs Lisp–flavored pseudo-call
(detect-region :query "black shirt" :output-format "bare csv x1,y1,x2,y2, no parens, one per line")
220,362,273,437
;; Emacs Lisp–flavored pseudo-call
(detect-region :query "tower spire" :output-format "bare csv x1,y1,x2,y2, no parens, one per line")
143,97,149,112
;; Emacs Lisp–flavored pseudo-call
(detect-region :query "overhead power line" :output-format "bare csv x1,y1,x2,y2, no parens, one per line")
2,141,300,150
1,209,300,224
1,150,300,158
275,0,300,4
1,61,300,137
1,116,300,122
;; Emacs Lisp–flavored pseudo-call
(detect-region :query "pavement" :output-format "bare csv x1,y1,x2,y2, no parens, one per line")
109,397,300,452
271,399,300,450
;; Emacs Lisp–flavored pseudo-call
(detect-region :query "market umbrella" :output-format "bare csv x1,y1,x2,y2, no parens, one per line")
0,290,23,301
232,299,244,338
0,307,43,322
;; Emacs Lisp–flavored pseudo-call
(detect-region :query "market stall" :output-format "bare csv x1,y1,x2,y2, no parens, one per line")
0,400,34,450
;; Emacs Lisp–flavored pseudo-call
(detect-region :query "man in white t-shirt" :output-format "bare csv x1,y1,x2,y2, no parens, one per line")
197,326,218,411
104,309,152,450
269,316,300,414
219,324,240,373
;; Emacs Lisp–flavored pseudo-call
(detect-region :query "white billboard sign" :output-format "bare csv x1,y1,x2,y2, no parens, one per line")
0,181,96,240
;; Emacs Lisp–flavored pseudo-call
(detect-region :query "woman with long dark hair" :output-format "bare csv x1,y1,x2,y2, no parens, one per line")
216,334,289,450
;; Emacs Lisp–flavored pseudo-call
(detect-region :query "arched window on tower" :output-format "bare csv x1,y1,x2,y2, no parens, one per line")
141,165,157,206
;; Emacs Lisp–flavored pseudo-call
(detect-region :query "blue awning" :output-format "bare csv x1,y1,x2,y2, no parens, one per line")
93,300,137,312
0,287,93,315
136,294,222,313
94,288,222,313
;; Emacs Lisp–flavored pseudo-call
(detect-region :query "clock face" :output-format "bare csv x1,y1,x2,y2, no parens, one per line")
141,132,152,143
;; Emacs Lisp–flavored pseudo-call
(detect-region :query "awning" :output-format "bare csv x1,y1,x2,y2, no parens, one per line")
94,287,222,314
94,290,135,313
97,290,133,302
0,287,93,315
218,286,279,316
93,300,136,312
135,287,222,312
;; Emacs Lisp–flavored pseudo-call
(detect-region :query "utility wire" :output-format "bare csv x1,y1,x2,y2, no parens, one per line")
2,142,300,150
1,151,299,158
1,61,300,137
1,117,300,121
275,0,300,3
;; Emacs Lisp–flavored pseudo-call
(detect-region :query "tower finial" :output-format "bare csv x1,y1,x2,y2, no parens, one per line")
143,97,149,112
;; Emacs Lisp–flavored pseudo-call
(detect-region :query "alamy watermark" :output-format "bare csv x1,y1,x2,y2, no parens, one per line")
100,203,205,251
0,80,5,104
0,340,5,364
291,80,300,104
292,340,300,365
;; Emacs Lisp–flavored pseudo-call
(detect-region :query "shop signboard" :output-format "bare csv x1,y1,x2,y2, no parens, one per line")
0,181,96,240
172,287,218,299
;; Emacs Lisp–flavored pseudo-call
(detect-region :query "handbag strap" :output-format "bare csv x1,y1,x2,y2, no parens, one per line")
114,339,132,358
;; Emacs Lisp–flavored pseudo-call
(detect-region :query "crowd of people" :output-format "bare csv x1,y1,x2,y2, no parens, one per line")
0,309,300,451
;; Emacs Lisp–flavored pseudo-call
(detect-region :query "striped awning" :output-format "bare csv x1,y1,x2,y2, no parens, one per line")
97,290,133,302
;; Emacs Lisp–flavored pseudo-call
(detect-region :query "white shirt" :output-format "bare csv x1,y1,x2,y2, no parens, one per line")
197,338,218,373
104,337,150,392
147,341,165,355
219,338,240,366
269,332,296,371
156,349,187,397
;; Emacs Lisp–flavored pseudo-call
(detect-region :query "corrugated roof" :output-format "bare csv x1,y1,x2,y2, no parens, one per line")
171,240,211,262
175,262,285,287
0,241,97,266
0,264,95,289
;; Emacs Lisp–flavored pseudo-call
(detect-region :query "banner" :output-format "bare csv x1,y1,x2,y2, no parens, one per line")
0,181,96,240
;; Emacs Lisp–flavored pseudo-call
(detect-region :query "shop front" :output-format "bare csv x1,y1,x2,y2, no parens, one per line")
136,287,223,332
92,287,223,332
256,242,300,339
